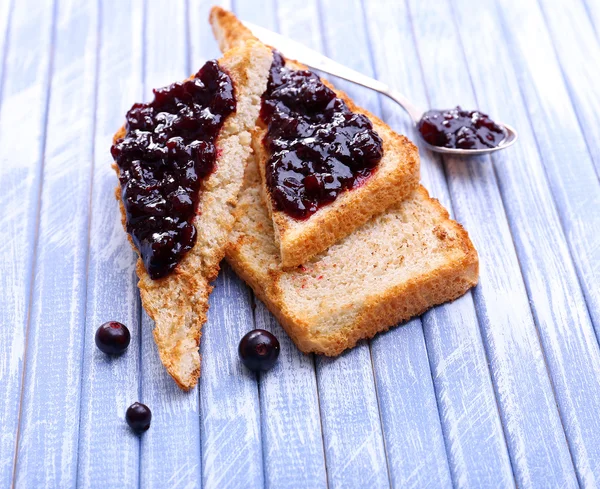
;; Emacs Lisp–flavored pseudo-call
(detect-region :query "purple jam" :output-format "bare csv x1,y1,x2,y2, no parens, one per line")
417,106,505,149
260,52,383,220
111,60,235,279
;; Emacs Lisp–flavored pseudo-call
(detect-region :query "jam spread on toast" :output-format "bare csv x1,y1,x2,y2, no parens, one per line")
111,60,235,279
418,106,504,149
260,52,383,220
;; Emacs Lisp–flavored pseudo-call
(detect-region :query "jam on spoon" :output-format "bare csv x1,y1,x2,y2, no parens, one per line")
260,52,384,220
417,106,505,150
111,60,236,280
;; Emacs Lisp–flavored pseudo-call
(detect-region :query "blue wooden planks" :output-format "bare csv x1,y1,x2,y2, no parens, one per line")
449,0,600,485
13,0,98,487
363,1,514,487
76,0,144,487
410,0,582,484
0,0,55,486
200,266,263,489
1,0,599,487
530,0,600,337
537,0,600,177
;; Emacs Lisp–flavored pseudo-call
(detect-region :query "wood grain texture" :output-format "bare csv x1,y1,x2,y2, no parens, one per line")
0,0,55,487
363,1,515,487
200,265,263,489
521,0,600,337
407,0,586,486
136,2,203,487
1,0,599,487
232,1,328,487
536,0,600,177
319,1,461,487
13,0,98,487
276,1,389,487
451,0,600,485
76,0,144,487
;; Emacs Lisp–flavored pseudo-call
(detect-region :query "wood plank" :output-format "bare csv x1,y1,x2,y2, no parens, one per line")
529,0,600,335
76,0,144,487
232,2,328,487
318,1,467,487
138,2,203,487
362,2,514,487
276,1,390,487
0,0,55,486
450,0,600,485
198,265,264,489
537,0,600,176
12,0,98,486
0,0,13,87
406,0,590,486
189,2,264,487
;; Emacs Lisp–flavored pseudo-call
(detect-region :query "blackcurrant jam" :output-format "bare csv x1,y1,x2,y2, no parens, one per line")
260,52,383,220
111,60,236,279
417,106,505,149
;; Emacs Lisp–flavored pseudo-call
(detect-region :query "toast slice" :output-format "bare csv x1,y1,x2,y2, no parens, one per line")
226,158,478,355
210,7,420,268
112,41,273,390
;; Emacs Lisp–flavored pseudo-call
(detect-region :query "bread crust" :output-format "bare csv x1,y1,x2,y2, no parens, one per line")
112,41,272,389
210,7,420,268
226,159,479,356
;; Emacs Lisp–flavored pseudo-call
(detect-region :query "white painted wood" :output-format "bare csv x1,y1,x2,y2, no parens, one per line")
363,2,514,487
0,0,55,486
449,0,600,485
276,1,389,487
232,2,328,487
404,0,595,486
537,0,600,176
13,0,98,487
363,5,514,484
516,0,600,337
137,2,203,487
0,0,13,89
200,265,263,489
76,0,144,487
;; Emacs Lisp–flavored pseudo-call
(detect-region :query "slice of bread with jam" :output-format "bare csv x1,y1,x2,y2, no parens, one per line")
211,7,420,268
111,40,273,390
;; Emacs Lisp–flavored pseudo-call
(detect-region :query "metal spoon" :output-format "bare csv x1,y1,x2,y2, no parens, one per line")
244,21,518,156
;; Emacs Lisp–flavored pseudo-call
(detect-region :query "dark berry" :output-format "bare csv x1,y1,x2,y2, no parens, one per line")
260,51,383,220
95,322,131,355
238,329,281,372
125,402,152,434
111,60,236,280
417,106,505,149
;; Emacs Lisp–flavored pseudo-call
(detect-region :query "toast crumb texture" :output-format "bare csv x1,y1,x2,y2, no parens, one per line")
113,40,273,389
226,159,479,355
210,7,420,268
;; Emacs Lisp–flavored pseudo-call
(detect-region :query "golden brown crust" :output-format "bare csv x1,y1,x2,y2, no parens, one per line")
209,7,257,51
112,40,272,390
226,163,479,356
210,8,420,268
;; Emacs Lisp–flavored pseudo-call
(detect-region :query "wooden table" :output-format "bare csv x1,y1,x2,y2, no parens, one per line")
1,0,599,487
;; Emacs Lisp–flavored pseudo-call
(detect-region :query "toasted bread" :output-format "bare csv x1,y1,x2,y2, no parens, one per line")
112,41,273,390
226,157,478,355
210,7,420,268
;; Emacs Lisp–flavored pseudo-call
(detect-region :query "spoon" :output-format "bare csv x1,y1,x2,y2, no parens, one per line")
243,21,518,156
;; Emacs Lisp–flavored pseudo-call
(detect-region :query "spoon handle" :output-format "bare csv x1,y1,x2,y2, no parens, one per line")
243,21,424,124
